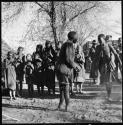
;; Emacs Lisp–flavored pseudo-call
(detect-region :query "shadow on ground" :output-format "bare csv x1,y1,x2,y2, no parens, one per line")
102,100,122,106
2,88,101,100
2,103,57,111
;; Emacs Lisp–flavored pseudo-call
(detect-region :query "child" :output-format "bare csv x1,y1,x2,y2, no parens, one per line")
33,58,44,95
4,51,17,100
24,54,34,96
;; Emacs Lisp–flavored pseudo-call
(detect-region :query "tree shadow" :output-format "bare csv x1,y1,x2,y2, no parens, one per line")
102,106,122,111
2,88,101,100
102,100,122,106
17,89,59,99
70,93,99,100
2,103,56,112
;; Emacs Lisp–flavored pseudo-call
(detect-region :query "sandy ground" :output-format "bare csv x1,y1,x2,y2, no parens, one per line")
2,74,122,123
2,87,122,123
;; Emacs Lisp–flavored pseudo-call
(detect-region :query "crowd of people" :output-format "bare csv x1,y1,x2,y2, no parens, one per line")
2,31,122,111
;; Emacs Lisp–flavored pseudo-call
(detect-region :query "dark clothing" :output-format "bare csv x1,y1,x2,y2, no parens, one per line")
24,62,34,94
89,46,97,79
32,52,43,66
15,53,25,82
89,46,96,62
15,53,25,94
26,77,34,94
32,51,42,59
43,46,56,70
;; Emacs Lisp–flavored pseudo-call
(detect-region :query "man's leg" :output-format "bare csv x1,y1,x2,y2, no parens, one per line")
13,90,16,100
96,70,100,85
58,84,64,110
105,71,112,101
70,81,75,95
105,82,112,100
64,84,70,111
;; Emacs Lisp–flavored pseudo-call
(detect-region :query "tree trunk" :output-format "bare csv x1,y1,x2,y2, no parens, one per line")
50,1,58,50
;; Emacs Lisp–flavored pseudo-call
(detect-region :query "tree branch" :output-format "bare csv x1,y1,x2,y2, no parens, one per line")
35,2,50,15
68,4,97,23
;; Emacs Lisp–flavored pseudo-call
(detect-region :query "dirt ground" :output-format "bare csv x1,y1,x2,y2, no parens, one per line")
2,73,122,123
2,87,122,123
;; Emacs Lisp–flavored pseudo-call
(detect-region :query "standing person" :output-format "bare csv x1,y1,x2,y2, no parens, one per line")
24,54,34,96
43,40,56,95
15,47,25,96
33,58,44,95
32,44,43,61
43,40,56,70
56,31,81,111
32,44,43,94
88,40,98,85
94,34,122,101
114,38,122,82
4,51,17,100
105,35,116,81
74,40,86,94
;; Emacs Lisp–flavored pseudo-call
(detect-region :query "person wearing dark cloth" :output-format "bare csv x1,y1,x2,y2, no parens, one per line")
42,40,56,94
4,51,17,100
15,47,25,96
43,40,56,70
56,31,81,111
94,34,122,101
32,44,44,95
32,44,43,62
24,54,34,96
33,58,44,95
88,40,98,84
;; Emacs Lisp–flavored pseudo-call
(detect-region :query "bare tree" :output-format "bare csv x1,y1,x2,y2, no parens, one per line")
35,1,58,49
57,1,110,43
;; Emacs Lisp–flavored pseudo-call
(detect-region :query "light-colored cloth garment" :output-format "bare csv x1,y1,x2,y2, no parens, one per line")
4,58,16,90
74,43,85,83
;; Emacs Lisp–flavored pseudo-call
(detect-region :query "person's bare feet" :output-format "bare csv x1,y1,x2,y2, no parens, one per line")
10,97,12,101
106,97,112,101
108,98,112,101
57,107,62,111
13,97,17,100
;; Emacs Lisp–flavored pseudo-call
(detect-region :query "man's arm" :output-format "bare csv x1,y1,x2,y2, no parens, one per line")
109,44,122,67
65,43,80,70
